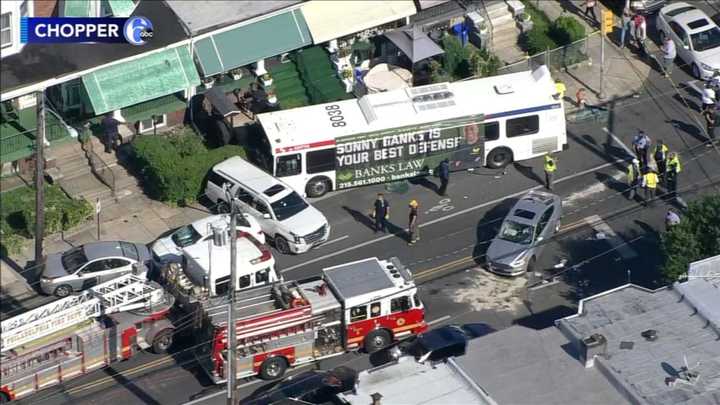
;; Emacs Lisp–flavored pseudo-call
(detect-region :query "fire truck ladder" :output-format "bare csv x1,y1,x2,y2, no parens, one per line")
1,274,163,353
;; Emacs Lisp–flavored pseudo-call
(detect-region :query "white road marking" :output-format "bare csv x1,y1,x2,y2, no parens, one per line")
583,215,639,260
427,315,451,326
318,235,349,247
603,127,635,158
281,159,623,274
563,171,624,207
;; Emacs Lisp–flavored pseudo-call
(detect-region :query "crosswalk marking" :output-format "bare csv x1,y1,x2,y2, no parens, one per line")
583,215,639,261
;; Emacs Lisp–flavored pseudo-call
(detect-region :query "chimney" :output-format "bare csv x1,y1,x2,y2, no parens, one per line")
370,392,383,405
580,334,607,368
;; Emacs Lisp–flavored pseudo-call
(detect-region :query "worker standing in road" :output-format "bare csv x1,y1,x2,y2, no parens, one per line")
632,130,651,169
554,79,566,101
544,153,557,191
626,158,641,201
666,152,682,199
653,140,668,184
372,193,390,233
641,168,659,207
407,200,420,246
438,158,450,196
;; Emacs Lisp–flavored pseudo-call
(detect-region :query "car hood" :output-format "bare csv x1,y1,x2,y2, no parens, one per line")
697,47,720,69
278,206,328,237
43,253,70,278
486,238,528,265
151,236,179,260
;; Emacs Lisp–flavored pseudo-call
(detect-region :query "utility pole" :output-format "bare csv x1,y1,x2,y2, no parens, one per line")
225,186,238,405
34,91,46,264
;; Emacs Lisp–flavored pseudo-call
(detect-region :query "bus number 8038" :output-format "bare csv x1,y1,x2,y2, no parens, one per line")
326,105,346,127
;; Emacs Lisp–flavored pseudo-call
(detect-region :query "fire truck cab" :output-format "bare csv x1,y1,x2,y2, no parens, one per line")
194,257,426,383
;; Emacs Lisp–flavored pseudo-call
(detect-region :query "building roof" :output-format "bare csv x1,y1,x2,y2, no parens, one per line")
676,255,720,329
257,66,559,153
557,283,720,405
454,326,625,405
1,0,188,100
163,0,303,35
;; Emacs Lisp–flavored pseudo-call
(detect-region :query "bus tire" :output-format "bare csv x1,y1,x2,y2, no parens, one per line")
151,329,174,354
54,284,73,298
306,177,331,198
259,356,287,380
486,148,513,169
364,329,391,353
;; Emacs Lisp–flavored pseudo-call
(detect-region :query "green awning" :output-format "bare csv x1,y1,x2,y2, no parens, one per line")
82,46,200,115
106,0,136,17
194,9,311,77
63,0,92,17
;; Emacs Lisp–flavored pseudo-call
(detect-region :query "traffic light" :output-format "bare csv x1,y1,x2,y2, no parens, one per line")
602,10,614,35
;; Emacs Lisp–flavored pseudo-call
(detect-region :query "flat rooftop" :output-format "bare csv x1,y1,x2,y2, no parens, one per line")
557,283,720,405
455,326,625,405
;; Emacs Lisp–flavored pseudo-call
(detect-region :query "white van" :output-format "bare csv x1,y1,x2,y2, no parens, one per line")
205,156,330,254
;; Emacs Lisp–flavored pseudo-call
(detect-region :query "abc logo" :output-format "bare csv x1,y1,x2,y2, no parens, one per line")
124,16,153,46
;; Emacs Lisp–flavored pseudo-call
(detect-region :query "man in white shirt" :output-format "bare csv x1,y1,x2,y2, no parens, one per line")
661,37,676,77
702,82,716,111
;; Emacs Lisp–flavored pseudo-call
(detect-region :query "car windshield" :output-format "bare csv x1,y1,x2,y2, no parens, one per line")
691,26,720,52
171,225,203,248
271,192,309,221
498,220,534,244
61,247,88,272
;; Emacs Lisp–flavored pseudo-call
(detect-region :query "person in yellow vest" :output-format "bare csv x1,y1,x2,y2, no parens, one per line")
641,168,659,206
554,79,566,101
666,152,682,198
626,158,641,201
544,153,557,190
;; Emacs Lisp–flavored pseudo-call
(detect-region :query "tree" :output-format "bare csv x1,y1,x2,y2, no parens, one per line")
660,195,720,282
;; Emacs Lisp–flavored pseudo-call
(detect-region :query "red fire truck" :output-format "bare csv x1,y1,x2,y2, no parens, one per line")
0,274,175,403
192,257,427,382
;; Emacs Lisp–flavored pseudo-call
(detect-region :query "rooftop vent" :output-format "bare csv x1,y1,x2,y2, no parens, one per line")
494,84,514,95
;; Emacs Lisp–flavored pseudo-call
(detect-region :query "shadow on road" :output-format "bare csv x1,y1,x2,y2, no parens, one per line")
471,198,517,266
513,305,576,330
104,366,161,405
511,162,543,186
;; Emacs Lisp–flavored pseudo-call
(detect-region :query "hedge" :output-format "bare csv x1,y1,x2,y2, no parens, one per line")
131,128,247,205
519,2,586,55
550,16,587,46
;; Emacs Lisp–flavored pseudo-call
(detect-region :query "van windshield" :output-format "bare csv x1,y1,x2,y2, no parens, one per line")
172,225,202,248
271,192,309,221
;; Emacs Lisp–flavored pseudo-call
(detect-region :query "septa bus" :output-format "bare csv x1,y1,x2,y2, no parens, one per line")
254,65,566,197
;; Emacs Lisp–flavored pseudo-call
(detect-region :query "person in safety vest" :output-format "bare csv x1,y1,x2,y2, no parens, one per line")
554,79,566,101
544,153,557,190
653,140,668,182
666,152,682,198
641,168,659,206
627,158,641,201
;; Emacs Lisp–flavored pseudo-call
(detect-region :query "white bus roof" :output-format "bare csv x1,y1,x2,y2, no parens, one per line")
257,66,558,154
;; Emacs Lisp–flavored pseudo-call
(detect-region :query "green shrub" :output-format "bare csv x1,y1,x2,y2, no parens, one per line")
521,28,558,55
21,190,93,237
0,221,25,256
131,129,247,205
469,47,502,78
441,35,472,80
550,16,586,46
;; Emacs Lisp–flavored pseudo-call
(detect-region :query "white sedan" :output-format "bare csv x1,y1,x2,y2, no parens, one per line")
151,214,265,265
657,2,720,79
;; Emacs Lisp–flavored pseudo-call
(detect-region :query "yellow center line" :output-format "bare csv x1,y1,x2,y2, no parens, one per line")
415,255,476,280
65,355,176,395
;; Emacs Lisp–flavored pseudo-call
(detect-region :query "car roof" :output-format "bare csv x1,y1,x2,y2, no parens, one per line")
507,191,557,225
664,4,716,33
418,325,468,352
82,241,126,260
213,156,294,202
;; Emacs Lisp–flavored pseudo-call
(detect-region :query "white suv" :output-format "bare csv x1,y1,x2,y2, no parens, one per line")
205,156,330,254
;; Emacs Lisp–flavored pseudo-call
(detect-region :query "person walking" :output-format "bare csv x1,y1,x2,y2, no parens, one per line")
584,0,598,24
632,130,651,169
620,6,633,48
703,104,718,145
660,36,676,77
626,158,641,201
372,193,390,233
701,82,716,111
407,200,420,246
653,140,669,183
633,13,647,55
101,113,120,154
641,168,659,207
544,153,557,191
665,209,681,231
666,152,682,199
438,158,450,196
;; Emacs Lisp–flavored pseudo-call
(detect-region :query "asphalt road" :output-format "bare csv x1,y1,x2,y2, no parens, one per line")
14,27,720,405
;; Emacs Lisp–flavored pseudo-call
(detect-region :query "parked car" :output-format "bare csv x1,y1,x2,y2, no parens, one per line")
630,0,667,14
243,366,357,405
205,156,330,254
40,241,152,297
150,214,264,265
486,190,562,276
657,2,720,79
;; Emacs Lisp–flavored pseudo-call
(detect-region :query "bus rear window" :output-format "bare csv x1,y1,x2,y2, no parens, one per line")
507,115,539,138
307,148,336,174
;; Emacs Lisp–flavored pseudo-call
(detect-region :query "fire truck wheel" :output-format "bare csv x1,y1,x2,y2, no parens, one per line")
274,236,291,255
306,177,331,198
259,357,287,380
54,284,73,298
486,147,513,169
151,329,174,354
364,329,391,353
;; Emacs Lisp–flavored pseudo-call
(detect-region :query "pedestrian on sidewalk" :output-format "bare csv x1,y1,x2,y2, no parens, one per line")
554,79,566,101
660,36,676,77
641,168,659,206
665,209,681,231
620,6,633,48
702,82,716,111
666,152,682,199
626,158,641,201
633,13,647,56
632,130,651,169
703,104,718,145
576,88,588,108
372,193,390,233
437,158,450,196
653,140,668,183
583,0,598,24
101,113,120,154
407,200,420,246
544,153,557,191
